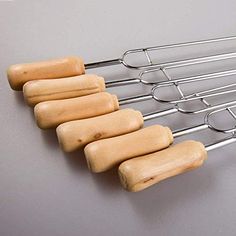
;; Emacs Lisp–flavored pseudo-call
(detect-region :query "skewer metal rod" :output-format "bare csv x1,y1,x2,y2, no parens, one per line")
106,56,236,88
205,136,236,151
105,77,140,88
164,52,236,70
155,69,236,87
119,94,153,105
139,35,236,52
172,124,209,138
85,59,121,69
84,36,236,70
143,108,178,121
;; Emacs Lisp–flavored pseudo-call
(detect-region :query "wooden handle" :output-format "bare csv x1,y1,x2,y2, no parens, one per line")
34,92,119,129
119,140,207,192
23,74,105,106
56,108,143,152
7,56,85,90
85,125,173,173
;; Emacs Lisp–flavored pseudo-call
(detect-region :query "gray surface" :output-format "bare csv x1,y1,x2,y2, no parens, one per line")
1,1,236,236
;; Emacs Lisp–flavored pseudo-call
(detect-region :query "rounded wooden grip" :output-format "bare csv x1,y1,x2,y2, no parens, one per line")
85,125,173,173
7,56,85,90
34,92,119,129
23,74,105,106
118,140,207,192
56,109,144,152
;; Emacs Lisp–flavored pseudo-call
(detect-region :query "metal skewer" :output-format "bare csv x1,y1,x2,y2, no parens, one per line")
83,102,236,174
35,57,236,129
8,35,236,92
118,65,236,120
117,104,236,192
118,133,236,192
105,52,236,88
205,135,236,151
173,104,236,138
86,35,236,71
21,35,236,105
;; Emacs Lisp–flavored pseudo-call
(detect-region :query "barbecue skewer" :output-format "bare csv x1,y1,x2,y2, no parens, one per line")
22,52,236,106
8,35,236,91
56,96,236,152
34,66,236,129
118,135,236,192
84,104,236,173
56,97,236,152
56,74,236,151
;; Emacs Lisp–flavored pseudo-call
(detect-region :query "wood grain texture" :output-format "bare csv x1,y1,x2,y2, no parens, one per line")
85,125,173,173
23,74,105,106
7,56,85,90
119,140,207,192
34,92,119,129
56,109,143,152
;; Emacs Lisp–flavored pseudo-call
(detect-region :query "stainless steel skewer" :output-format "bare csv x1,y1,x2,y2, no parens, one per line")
35,56,236,130
23,54,236,106
105,52,236,88
55,91,236,152
118,134,236,192
83,104,236,173
8,35,236,91
173,104,236,137
19,35,236,106
86,35,236,71
119,66,236,119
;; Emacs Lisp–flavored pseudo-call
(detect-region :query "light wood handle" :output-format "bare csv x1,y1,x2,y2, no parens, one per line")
85,125,173,173
7,56,85,90
56,108,143,152
119,140,207,192
34,92,119,129
23,74,105,106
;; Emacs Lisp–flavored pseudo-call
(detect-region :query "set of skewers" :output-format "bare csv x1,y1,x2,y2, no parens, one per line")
7,36,236,192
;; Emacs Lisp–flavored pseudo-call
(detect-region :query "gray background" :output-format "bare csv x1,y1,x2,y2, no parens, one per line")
1,1,236,236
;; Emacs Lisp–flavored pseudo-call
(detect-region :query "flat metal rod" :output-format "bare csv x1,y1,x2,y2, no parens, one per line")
155,69,236,87
205,136,236,151
155,83,236,104
162,52,236,70
105,77,140,88
184,83,236,99
107,65,236,89
185,100,236,114
173,124,209,138
85,58,121,69
143,107,178,121
142,99,236,120
84,36,236,70
142,35,236,52
119,94,153,105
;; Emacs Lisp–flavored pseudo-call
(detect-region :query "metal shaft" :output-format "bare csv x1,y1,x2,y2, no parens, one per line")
142,108,178,121
205,136,236,151
105,77,140,88
85,58,121,69
83,35,236,74
85,36,236,69
172,124,209,138
119,94,153,105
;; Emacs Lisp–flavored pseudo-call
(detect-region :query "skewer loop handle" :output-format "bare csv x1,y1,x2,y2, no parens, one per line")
119,140,207,192
34,92,119,129
7,56,85,90
56,109,143,152
85,125,173,173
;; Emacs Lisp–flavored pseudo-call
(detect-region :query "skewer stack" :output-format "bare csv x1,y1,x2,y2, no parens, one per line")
7,36,236,192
